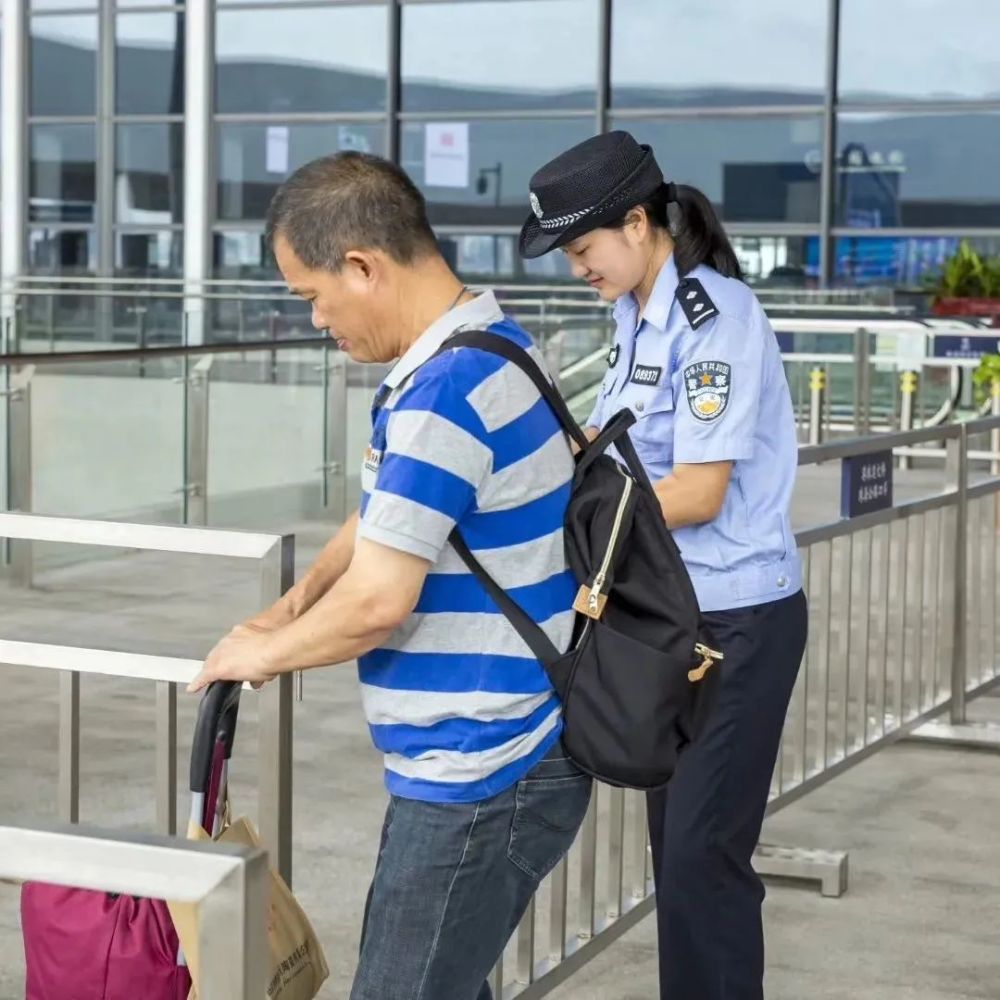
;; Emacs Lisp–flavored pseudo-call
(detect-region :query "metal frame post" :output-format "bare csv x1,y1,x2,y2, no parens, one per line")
853,327,871,435
323,349,348,521
543,330,566,391
182,356,212,526
97,0,116,281
818,0,841,288
155,680,178,834
386,0,401,163
198,847,270,998
1,0,27,317
596,0,612,135
258,534,295,885
58,671,81,823
6,365,35,585
183,0,213,347
949,425,968,725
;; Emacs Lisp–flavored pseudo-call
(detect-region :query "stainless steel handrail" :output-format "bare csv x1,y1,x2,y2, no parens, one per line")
2,823,269,997
0,511,295,884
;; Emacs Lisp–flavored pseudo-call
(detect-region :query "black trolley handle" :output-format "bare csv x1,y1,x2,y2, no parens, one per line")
188,680,241,834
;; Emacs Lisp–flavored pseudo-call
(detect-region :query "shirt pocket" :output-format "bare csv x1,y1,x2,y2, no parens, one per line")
628,385,675,469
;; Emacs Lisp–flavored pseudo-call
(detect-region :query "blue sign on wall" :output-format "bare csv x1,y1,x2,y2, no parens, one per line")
932,334,1000,359
841,451,893,519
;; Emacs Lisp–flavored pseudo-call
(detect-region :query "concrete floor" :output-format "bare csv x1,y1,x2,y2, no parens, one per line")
1,462,999,999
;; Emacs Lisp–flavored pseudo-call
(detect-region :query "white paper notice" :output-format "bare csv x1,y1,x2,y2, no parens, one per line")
424,123,469,189
265,126,290,175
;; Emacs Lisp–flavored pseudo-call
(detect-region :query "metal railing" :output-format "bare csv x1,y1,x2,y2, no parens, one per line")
8,421,996,997
3,314,998,555
4,290,1000,993
499,415,1000,998
0,511,295,884
2,823,268,997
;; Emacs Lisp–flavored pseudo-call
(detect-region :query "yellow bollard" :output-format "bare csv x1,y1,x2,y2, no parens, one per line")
898,370,919,470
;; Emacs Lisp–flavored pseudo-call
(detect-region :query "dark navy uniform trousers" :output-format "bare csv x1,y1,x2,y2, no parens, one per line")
647,590,808,1000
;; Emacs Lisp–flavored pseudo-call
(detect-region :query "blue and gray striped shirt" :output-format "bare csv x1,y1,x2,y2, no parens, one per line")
357,291,575,803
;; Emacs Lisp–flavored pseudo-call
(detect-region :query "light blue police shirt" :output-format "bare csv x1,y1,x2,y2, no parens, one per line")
587,254,802,613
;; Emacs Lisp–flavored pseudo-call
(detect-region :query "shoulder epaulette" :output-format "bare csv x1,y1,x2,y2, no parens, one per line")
675,277,719,330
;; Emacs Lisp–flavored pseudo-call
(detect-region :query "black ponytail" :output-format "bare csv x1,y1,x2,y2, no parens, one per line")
671,184,743,280
605,182,744,282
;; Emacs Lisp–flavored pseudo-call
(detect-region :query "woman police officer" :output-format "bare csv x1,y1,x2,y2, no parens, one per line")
518,130,808,1000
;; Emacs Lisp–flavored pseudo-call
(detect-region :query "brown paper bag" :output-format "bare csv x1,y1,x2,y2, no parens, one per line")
168,816,329,1000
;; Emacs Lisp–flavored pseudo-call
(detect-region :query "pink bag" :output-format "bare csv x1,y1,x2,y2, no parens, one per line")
21,883,191,1000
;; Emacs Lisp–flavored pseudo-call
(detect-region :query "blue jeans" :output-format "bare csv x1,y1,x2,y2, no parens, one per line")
350,741,592,1000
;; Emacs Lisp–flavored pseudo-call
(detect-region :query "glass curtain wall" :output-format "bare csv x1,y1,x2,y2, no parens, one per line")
14,0,1000,291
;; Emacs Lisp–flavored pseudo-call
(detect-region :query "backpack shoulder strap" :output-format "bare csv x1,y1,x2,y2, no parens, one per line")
448,532,562,669
440,330,590,452
432,329,574,669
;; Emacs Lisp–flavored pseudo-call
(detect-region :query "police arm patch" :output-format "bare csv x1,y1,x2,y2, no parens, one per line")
684,361,731,421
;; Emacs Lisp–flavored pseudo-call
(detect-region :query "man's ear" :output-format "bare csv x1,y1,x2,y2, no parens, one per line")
342,248,381,284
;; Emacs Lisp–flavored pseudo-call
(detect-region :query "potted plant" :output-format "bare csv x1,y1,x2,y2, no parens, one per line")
927,241,1000,325
973,351,1000,411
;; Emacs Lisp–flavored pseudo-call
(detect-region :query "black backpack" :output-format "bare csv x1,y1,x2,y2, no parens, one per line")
442,331,720,790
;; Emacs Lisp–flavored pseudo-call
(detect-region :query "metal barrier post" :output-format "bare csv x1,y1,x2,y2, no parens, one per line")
853,328,871,435
258,534,295,885
543,330,566,391
156,680,178,834
949,425,968,725
898,371,918,470
322,347,348,522
180,356,212,526
808,366,826,445
58,671,81,823
5,365,35,586
133,305,148,377
992,378,1000,477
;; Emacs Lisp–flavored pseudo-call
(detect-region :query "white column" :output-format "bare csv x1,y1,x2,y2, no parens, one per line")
183,0,212,346
1,0,28,342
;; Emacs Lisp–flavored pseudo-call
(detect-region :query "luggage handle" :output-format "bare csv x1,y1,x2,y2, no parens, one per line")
189,680,241,795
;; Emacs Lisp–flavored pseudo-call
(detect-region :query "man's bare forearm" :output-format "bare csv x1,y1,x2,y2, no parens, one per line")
249,509,360,627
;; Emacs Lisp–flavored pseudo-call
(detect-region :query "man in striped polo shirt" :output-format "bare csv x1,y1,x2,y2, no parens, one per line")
190,152,592,999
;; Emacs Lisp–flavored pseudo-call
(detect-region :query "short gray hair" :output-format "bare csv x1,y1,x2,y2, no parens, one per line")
265,152,438,272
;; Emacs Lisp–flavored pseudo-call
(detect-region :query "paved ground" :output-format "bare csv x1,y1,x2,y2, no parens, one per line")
1,462,999,998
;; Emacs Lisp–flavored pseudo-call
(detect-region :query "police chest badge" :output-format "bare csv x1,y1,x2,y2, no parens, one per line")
684,361,731,421
608,344,619,368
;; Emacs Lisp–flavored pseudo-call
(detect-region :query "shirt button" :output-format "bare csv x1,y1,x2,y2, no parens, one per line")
635,402,645,412
777,575,789,589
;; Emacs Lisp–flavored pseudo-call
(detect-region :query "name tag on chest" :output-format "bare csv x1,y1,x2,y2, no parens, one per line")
630,364,663,386
364,445,383,473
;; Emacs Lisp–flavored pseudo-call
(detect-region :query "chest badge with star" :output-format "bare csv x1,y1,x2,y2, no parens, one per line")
683,361,731,421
